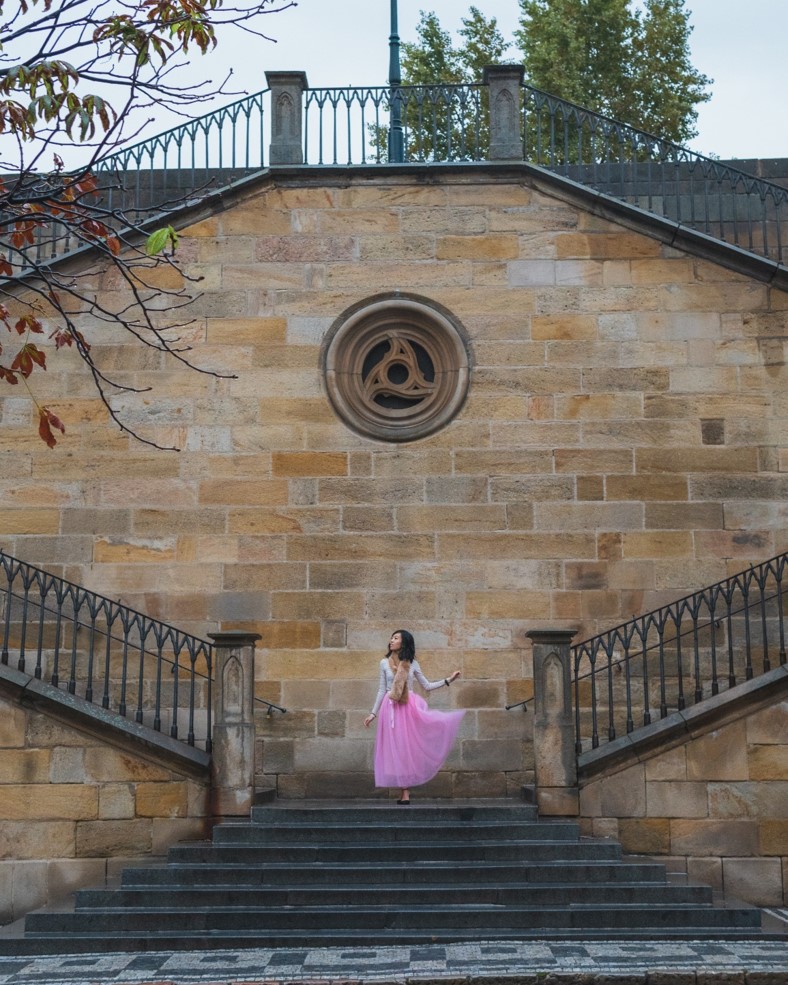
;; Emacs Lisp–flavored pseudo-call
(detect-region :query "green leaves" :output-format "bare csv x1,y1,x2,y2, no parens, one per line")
516,0,711,144
145,225,179,256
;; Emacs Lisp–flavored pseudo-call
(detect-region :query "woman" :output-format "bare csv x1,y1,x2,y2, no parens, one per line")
364,630,463,804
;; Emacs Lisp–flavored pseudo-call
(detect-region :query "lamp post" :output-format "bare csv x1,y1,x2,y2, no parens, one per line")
388,0,404,163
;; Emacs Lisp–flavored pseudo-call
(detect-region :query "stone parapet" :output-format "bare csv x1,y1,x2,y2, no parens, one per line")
0,677,210,925
577,673,788,906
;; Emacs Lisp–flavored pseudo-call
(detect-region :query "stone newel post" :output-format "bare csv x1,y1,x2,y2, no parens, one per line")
483,64,525,161
265,71,308,166
528,629,579,816
209,632,261,817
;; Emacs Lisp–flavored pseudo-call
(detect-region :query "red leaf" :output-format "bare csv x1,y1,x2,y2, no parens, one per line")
52,330,72,350
11,349,33,377
38,407,65,448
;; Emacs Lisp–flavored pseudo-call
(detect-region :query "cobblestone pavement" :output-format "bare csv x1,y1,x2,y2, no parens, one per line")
0,939,786,985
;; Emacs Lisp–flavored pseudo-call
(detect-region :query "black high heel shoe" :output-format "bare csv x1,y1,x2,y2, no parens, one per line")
397,799,410,805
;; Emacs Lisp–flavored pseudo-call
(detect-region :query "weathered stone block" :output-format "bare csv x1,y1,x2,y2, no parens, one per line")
0,821,75,860
98,783,135,820
83,748,172,783
618,818,671,854
646,781,708,818
748,745,788,781
75,819,152,857
11,861,48,921
759,820,788,855
600,765,646,817
0,748,50,783
460,739,522,771
670,819,759,857
0,784,97,821
746,702,788,745
722,857,784,906
135,782,188,818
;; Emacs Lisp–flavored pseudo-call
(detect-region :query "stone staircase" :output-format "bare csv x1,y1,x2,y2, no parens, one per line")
0,801,764,953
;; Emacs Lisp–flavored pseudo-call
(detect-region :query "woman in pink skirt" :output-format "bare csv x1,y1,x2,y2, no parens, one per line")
363,630,463,804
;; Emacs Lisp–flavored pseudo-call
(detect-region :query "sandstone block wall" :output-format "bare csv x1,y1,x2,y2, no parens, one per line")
578,698,788,906
1,168,786,795
0,694,210,924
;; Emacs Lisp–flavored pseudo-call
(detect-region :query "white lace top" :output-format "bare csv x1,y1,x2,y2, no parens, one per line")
370,658,447,716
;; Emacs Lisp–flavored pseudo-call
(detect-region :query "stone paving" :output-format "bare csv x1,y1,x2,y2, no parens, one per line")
0,938,786,985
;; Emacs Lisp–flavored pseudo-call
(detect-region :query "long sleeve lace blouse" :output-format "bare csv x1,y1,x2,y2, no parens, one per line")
370,658,447,716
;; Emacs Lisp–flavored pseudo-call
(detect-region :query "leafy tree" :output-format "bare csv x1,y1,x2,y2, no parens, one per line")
515,0,711,144
394,7,509,161
396,1,710,151
0,0,294,448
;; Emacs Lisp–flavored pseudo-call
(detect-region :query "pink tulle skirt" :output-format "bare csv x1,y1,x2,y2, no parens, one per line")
374,693,465,789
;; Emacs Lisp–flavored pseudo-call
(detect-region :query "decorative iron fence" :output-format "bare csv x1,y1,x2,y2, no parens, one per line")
4,75,788,273
572,553,788,754
520,85,788,266
303,84,486,165
0,551,213,750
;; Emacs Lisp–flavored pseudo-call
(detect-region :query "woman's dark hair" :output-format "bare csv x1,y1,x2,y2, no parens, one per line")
388,629,415,663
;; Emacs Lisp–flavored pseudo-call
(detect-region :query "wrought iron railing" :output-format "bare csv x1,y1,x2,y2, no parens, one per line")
520,85,788,266
304,84,486,165
0,551,213,750
4,76,787,273
572,553,788,754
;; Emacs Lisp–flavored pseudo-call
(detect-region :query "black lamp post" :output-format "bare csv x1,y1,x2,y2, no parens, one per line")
388,0,404,163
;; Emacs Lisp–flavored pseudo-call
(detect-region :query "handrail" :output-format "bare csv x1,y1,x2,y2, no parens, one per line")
571,553,788,754
0,551,213,751
256,696,286,715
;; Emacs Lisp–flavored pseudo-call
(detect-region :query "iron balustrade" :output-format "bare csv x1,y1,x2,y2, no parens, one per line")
303,84,486,165
0,551,213,750
3,76,787,273
520,85,788,266
572,552,788,754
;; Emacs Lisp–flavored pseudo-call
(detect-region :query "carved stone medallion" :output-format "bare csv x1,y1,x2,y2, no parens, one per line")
323,294,471,442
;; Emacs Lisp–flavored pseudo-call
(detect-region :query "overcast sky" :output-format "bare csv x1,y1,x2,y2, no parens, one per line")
231,0,788,161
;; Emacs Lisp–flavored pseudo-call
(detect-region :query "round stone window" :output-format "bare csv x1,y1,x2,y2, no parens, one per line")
323,294,471,442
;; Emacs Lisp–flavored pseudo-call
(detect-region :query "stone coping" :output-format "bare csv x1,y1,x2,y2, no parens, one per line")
18,158,788,296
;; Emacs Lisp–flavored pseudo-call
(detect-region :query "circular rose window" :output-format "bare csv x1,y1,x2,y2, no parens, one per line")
323,294,471,442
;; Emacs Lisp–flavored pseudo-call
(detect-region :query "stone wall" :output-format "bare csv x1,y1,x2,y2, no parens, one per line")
578,693,788,906
1,165,786,797
0,692,210,924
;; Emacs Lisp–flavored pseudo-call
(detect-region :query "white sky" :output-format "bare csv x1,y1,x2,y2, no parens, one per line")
219,0,788,161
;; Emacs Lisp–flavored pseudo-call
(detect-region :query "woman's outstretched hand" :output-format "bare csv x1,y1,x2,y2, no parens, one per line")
363,714,376,728
448,670,461,683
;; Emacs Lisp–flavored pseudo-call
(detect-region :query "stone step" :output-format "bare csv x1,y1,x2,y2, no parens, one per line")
250,804,539,824
25,902,760,935
167,838,624,864
3,799,764,954
122,859,670,888
76,882,714,909
212,819,580,843
0,923,764,956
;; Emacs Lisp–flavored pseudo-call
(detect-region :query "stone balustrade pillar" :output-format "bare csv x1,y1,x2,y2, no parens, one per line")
265,71,308,165
483,64,525,161
527,628,579,816
209,632,261,817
